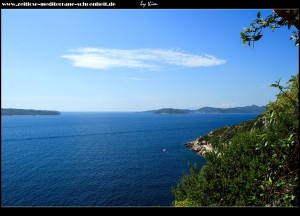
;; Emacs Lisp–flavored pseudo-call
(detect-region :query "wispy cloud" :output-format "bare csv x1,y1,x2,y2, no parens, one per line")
122,77,146,81
62,48,226,70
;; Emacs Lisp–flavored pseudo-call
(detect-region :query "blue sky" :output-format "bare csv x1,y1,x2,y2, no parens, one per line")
2,9,299,111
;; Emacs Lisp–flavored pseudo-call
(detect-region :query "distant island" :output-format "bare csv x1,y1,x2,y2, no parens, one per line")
144,105,266,114
1,108,61,116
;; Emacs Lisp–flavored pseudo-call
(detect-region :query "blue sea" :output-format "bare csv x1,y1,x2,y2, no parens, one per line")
1,112,258,206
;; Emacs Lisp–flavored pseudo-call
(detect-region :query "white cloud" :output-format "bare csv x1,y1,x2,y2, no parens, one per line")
62,48,226,70
122,77,146,81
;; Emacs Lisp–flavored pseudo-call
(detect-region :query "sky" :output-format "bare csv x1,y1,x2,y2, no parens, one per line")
2,9,299,112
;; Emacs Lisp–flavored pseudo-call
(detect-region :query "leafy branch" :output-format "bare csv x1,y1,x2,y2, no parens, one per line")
241,10,299,47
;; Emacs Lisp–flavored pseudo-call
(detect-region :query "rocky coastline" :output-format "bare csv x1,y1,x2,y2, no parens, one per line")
184,139,213,157
184,116,264,157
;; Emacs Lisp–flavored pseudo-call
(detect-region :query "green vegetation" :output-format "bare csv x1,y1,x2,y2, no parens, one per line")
172,74,299,206
173,9,299,207
1,108,61,116
195,115,265,150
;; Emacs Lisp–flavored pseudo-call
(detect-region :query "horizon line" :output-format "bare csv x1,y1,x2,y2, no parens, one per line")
1,104,267,113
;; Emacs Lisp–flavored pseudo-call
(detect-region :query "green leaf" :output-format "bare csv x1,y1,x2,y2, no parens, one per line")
257,12,261,18
253,34,263,41
288,134,294,141
278,19,285,25
240,32,246,39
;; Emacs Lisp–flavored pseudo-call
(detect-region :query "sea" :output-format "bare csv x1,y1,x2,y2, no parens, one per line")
1,112,258,206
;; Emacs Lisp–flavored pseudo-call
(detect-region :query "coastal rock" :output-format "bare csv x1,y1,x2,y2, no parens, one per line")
184,140,213,157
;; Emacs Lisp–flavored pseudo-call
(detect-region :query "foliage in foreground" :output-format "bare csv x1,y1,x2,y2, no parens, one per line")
241,10,299,47
172,74,299,206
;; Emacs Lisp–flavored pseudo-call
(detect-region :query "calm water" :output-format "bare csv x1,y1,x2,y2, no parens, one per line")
1,112,258,206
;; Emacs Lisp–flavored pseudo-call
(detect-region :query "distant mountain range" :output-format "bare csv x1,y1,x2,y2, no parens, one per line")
144,105,266,114
1,108,61,116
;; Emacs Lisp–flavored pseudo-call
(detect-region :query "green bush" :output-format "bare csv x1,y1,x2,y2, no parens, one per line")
173,74,299,206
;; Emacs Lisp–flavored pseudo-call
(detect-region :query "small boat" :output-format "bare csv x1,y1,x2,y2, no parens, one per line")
163,148,166,152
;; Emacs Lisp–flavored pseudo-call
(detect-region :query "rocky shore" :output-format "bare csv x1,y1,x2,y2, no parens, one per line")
184,139,213,157
184,116,263,157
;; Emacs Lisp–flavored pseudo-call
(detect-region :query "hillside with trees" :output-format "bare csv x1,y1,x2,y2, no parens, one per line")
145,105,265,114
172,9,299,207
1,108,60,116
